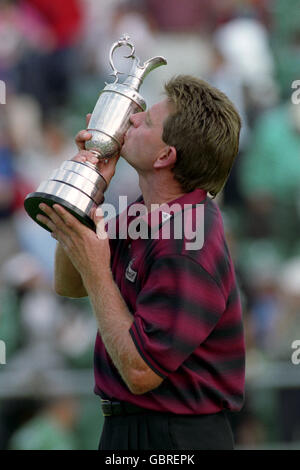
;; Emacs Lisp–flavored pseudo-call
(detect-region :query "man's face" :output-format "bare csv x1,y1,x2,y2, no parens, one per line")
121,98,172,172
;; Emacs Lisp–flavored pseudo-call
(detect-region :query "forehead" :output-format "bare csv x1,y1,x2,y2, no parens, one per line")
148,98,172,124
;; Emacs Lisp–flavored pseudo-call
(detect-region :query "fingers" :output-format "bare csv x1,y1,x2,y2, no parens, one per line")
75,114,92,150
86,113,92,127
96,153,119,169
72,151,120,187
37,203,82,236
95,154,120,186
52,204,83,233
72,150,98,165
75,129,92,151
71,151,119,187
37,203,64,232
36,212,56,233
94,207,108,240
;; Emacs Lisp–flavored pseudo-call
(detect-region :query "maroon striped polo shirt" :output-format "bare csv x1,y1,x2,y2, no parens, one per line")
94,188,245,414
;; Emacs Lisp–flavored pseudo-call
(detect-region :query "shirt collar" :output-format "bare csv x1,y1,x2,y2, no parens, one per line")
128,188,207,228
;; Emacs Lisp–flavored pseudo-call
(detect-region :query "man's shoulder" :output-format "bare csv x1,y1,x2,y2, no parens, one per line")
151,196,224,254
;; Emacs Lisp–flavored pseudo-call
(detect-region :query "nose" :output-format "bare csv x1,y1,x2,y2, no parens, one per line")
130,112,143,127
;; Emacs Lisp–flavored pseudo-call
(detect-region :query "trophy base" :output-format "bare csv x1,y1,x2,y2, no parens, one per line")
24,159,107,233
24,192,96,233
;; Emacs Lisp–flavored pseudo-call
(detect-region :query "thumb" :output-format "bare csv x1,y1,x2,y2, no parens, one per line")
86,113,92,127
94,207,108,240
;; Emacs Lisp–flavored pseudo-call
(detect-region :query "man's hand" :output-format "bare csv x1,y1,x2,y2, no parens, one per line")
36,203,111,281
36,201,164,395
74,113,120,187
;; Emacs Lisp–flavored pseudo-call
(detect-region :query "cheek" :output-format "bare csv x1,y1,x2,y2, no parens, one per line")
130,132,149,154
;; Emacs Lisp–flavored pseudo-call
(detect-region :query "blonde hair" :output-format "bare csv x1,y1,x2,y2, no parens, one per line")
163,75,241,196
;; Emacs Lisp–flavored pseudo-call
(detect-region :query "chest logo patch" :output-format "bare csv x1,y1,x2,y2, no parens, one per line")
125,259,137,283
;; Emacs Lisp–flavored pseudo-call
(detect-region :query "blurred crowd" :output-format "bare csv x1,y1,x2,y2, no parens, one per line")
1,0,300,450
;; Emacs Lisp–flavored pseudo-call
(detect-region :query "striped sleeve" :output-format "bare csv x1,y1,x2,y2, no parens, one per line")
129,255,226,378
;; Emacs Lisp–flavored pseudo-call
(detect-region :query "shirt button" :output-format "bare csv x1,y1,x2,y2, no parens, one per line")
128,243,131,249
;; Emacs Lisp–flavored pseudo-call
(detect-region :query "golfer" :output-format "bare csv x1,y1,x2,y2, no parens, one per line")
37,75,245,450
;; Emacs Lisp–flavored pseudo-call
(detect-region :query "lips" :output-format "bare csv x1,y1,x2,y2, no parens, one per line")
121,132,128,150
124,129,131,142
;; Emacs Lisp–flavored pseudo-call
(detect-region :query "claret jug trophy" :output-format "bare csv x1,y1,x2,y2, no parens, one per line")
24,35,167,231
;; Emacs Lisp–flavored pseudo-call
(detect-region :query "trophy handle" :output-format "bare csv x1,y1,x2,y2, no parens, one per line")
106,34,135,85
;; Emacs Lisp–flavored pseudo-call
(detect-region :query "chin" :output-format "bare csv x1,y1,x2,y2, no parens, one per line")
123,154,138,170
120,148,129,162
120,146,130,161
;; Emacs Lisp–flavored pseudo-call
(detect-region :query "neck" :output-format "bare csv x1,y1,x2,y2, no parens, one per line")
138,172,185,212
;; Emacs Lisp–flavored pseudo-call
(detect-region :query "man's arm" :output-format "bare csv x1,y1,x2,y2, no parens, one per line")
54,242,87,298
84,266,164,395
37,203,163,394
52,122,95,298
51,120,117,299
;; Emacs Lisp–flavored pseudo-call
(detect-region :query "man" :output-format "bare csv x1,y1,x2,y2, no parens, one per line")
36,75,245,450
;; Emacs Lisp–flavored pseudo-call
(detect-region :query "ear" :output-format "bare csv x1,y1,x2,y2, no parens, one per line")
153,146,177,169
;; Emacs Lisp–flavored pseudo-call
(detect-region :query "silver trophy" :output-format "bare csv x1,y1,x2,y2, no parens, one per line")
24,35,167,231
